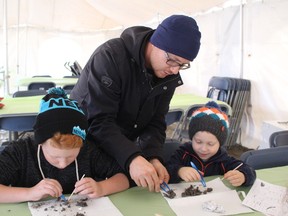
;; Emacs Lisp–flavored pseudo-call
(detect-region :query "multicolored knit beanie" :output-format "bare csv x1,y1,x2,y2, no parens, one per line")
188,101,229,145
33,87,88,144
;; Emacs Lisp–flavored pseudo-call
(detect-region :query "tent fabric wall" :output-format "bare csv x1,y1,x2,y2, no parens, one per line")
0,0,238,84
0,0,287,149
243,0,288,148
0,0,126,91
178,0,288,149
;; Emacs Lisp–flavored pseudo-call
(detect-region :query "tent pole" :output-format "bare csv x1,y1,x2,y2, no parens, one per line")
2,0,9,96
239,1,244,78
16,0,20,76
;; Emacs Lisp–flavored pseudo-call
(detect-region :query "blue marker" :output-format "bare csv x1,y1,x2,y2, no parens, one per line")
160,181,171,193
190,161,206,187
59,194,67,202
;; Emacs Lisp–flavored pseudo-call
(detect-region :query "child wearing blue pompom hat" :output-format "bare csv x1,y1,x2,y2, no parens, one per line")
166,101,256,187
0,87,130,203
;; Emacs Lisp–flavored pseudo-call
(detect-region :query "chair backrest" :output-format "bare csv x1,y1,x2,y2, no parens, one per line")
207,77,232,103
207,76,251,148
63,75,79,78
32,75,51,77
0,116,36,132
219,104,230,116
62,84,75,94
0,145,6,154
8,90,45,138
177,105,202,141
162,139,182,163
12,89,47,97
165,109,184,126
207,88,228,102
63,84,75,90
182,105,201,127
165,109,184,140
269,130,288,148
64,61,82,76
240,146,288,169
28,82,56,90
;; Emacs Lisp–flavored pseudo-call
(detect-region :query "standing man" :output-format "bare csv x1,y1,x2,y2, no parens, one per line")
70,14,201,192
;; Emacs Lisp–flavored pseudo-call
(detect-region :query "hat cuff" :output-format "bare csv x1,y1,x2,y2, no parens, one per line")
33,109,88,144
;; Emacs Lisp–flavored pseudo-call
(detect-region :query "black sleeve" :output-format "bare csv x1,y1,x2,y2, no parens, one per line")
0,138,36,186
89,143,131,186
223,154,256,186
165,144,190,183
71,44,142,172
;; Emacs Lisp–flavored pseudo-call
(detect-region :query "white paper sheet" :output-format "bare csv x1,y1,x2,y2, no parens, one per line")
161,178,254,216
242,179,288,216
162,178,231,199
28,195,123,216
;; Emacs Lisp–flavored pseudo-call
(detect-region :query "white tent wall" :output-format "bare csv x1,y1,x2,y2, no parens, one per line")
243,0,288,148
0,26,123,92
6,27,123,76
178,0,288,149
1,0,288,149
178,5,242,95
0,0,234,94
0,0,125,93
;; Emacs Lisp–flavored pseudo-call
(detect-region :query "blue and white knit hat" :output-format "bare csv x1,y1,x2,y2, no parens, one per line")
188,101,229,145
33,87,87,144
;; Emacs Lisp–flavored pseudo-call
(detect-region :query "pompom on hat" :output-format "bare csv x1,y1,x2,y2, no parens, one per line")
188,101,229,146
33,87,88,144
150,14,201,61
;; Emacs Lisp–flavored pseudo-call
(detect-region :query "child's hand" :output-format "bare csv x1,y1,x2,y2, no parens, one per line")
74,177,103,199
29,179,63,201
223,170,245,186
178,167,202,182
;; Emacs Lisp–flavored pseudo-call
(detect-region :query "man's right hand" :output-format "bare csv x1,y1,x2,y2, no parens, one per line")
129,156,161,192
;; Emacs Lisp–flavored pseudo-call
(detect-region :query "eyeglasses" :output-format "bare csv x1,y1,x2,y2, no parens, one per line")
165,52,190,70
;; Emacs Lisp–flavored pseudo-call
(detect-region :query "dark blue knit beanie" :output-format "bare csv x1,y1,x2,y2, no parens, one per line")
150,15,201,61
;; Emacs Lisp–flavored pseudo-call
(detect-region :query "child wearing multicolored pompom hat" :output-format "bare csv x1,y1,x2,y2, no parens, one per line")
188,101,229,146
165,101,256,187
0,87,130,203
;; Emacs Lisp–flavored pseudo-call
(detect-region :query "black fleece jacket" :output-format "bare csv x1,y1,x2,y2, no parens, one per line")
70,26,183,172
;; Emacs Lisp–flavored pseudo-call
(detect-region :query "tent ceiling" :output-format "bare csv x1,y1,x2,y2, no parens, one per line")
86,0,229,27
1,0,231,32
